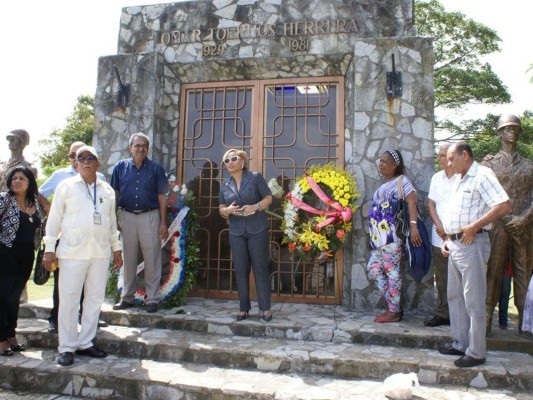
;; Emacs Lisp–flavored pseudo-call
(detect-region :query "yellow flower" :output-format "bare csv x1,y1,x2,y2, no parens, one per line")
371,218,377,227
378,219,390,232
371,232,378,243
381,201,389,209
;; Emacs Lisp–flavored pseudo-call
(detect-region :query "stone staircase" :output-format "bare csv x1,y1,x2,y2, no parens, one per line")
1,298,532,399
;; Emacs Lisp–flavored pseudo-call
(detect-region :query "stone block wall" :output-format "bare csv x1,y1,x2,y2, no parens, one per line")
94,0,435,313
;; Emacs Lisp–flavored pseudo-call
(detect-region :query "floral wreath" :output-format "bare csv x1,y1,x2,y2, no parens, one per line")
280,163,359,260
115,174,194,305
116,211,187,304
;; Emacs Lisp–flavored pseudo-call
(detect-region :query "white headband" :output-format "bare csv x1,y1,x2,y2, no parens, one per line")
386,150,401,166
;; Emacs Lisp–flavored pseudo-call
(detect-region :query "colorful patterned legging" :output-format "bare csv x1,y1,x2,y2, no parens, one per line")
367,242,403,313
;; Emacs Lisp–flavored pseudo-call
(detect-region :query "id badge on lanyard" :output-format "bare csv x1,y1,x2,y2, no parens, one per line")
86,182,102,225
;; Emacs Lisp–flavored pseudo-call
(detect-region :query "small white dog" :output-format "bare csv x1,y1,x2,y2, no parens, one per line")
383,372,420,400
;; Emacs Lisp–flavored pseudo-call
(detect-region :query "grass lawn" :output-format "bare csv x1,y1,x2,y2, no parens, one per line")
26,273,54,301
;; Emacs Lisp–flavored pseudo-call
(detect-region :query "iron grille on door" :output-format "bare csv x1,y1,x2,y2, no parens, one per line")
178,78,344,304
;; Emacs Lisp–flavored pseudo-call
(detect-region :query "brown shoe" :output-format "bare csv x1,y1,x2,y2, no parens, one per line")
375,310,402,323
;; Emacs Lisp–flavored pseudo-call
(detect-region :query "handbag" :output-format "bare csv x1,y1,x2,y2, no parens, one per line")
33,220,50,285
394,177,410,243
395,176,431,282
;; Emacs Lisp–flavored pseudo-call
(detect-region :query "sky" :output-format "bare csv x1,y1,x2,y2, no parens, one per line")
1,0,531,167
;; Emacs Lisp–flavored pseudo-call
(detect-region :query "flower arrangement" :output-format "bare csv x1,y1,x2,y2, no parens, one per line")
281,163,359,260
108,173,199,309
167,173,192,216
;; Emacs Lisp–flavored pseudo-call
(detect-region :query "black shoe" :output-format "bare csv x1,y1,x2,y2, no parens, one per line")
58,352,74,366
262,311,273,322
454,355,485,368
0,348,14,357
438,345,465,356
236,311,249,321
10,344,25,352
75,346,107,358
424,315,450,327
146,303,159,313
98,320,108,328
113,301,134,310
48,320,58,333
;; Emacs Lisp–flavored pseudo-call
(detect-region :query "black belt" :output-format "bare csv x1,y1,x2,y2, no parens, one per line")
448,229,488,241
121,207,158,215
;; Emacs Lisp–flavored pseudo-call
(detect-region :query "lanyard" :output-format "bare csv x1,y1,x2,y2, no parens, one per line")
85,182,97,210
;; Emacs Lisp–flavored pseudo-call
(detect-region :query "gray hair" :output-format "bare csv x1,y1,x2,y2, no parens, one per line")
129,132,150,147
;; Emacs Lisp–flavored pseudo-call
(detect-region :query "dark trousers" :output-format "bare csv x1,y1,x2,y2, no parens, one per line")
229,229,272,312
499,275,512,326
432,245,449,319
0,243,34,341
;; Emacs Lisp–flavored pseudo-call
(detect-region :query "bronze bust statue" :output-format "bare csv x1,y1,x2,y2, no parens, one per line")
482,114,533,334
0,129,38,192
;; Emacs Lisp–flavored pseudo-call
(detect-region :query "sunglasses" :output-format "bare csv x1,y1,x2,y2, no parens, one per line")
68,152,77,159
223,156,241,164
77,155,97,162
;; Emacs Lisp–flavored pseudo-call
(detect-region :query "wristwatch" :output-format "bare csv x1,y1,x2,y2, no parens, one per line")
256,203,260,211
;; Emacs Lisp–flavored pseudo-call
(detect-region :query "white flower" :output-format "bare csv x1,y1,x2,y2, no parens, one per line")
180,184,188,196
173,185,180,192
268,178,284,198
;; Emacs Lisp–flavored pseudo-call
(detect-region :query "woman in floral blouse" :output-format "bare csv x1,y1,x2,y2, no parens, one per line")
367,150,422,323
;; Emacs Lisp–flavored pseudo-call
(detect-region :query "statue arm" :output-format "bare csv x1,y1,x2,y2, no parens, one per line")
505,196,533,234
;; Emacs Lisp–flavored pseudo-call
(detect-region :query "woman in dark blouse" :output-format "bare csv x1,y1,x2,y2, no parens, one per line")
0,166,42,356
218,149,273,322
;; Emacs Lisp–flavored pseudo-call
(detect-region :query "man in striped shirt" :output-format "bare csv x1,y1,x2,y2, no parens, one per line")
438,142,511,368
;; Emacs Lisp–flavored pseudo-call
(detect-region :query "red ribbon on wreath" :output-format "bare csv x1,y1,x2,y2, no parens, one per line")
286,174,352,231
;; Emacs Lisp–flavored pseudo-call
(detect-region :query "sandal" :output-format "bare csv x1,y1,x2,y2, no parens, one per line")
10,344,26,352
0,348,14,356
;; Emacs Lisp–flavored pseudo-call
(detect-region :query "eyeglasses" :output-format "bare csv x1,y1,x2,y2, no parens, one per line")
68,152,76,159
223,156,241,164
131,143,149,149
77,155,97,163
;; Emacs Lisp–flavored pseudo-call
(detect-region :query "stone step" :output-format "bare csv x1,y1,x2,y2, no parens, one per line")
1,348,532,400
14,318,533,393
20,298,533,355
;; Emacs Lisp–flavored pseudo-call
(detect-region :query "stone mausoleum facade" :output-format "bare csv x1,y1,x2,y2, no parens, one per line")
94,0,435,313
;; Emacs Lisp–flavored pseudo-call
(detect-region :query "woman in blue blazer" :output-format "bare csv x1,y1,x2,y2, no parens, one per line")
218,149,273,322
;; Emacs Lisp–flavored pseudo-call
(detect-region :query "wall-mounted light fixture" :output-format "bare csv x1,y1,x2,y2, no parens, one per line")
386,54,402,98
113,64,130,108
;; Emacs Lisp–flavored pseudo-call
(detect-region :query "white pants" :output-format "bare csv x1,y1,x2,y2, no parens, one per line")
58,257,110,353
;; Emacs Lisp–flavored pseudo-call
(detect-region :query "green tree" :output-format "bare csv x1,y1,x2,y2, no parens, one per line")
415,1,511,118
39,95,95,174
465,111,533,161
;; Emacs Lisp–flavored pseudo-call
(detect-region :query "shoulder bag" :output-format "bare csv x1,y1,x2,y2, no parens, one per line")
33,218,50,285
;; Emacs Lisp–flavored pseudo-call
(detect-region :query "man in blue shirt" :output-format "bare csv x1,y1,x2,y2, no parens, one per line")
111,133,168,313
39,141,107,333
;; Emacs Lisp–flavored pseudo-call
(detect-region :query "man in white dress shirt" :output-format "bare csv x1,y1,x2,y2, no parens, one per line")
43,146,122,367
425,143,456,327
39,141,107,333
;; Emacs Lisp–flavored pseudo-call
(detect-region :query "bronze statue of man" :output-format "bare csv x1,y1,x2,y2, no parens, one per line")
482,114,533,334
0,129,38,191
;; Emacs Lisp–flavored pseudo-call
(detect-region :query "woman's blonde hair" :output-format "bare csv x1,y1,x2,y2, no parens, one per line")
222,148,249,165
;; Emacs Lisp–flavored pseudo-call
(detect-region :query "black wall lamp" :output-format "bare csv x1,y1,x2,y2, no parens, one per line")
113,64,130,108
386,54,402,98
